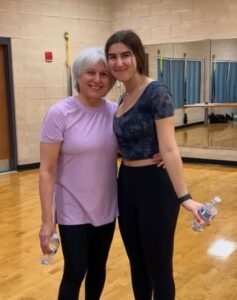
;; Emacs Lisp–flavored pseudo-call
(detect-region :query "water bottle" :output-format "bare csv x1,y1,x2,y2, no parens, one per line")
191,196,221,232
40,233,60,265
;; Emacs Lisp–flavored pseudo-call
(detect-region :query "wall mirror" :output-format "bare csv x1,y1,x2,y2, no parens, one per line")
145,39,237,163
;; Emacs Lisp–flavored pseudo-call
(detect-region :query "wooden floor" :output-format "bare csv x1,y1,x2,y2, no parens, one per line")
0,162,237,299
176,121,237,149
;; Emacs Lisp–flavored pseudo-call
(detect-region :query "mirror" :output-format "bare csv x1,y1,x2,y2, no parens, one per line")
145,39,237,163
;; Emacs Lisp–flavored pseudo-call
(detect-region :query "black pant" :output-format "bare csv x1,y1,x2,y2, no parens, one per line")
118,164,180,300
57,221,115,300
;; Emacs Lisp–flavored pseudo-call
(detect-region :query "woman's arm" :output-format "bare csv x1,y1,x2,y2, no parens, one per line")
155,116,202,221
39,142,61,254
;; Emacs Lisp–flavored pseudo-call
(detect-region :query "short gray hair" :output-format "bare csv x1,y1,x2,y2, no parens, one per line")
72,47,115,92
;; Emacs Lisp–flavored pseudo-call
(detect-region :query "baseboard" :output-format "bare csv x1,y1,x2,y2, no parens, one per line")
176,121,204,129
16,156,237,171
17,162,40,171
182,157,237,166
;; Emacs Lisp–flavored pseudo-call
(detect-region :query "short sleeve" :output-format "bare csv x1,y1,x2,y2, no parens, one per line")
150,84,174,119
40,104,65,143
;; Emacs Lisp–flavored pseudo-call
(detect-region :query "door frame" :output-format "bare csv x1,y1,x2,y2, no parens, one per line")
0,37,17,171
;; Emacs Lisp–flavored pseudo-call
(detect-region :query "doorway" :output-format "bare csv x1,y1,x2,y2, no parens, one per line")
0,38,17,172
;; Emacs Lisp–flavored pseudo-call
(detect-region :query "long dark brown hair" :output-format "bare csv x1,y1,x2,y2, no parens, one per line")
105,30,146,75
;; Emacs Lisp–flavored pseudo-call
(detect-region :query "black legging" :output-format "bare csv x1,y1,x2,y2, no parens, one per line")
118,163,180,300
58,221,115,300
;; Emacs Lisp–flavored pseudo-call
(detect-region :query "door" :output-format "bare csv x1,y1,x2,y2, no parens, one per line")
0,39,17,172
0,46,11,171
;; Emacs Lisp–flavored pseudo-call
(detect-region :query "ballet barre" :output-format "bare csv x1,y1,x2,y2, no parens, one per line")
184,102,237,124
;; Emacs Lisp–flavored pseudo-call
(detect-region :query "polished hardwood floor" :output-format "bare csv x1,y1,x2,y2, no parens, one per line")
0,161,237,300
176,122,237,149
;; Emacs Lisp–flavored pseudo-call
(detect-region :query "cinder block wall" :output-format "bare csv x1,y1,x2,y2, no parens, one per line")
0,0,113,165
0,0,237,165
112,0,237,44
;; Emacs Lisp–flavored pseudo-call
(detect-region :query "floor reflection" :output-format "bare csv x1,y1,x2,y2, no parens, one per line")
207,239,237,259
176,121,237,149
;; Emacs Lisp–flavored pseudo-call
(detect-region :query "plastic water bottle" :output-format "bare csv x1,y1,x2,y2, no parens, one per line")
191,196,221,232
40,233,60,265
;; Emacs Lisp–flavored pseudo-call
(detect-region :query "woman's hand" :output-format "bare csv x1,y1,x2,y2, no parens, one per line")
39,222,56,255
152,152,165,168
181,199,203,223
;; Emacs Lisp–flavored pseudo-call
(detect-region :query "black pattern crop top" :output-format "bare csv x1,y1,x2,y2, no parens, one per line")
113,81,174,161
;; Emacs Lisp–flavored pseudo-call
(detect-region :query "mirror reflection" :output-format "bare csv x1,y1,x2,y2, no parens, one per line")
145,39,237,161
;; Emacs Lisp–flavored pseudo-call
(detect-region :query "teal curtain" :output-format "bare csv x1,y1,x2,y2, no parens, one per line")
212,61,237,102
157,58,201,108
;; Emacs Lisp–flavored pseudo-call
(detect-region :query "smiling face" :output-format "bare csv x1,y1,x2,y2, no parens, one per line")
77,61,111,101
107,42,139,83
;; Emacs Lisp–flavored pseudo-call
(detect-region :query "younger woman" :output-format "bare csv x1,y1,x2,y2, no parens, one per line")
105,30,203,300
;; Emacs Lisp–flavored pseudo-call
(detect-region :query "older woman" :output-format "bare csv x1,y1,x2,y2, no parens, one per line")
39,47,118,300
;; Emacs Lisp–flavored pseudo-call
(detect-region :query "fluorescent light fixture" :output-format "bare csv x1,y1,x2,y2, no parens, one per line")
208,239,237,259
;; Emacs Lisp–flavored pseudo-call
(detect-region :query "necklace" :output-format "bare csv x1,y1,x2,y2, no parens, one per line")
124,76,146,97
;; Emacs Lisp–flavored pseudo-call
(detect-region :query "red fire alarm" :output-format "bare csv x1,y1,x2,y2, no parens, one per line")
45,51,53,62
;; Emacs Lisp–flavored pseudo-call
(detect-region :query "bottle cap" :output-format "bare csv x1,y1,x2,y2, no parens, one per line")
52,233,59,239
214,196,221,203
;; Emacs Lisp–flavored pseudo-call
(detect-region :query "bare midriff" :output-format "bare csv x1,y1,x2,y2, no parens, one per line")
123,158,157,167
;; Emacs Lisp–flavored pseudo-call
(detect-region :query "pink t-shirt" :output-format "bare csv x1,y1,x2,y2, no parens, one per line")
40,96,118,226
